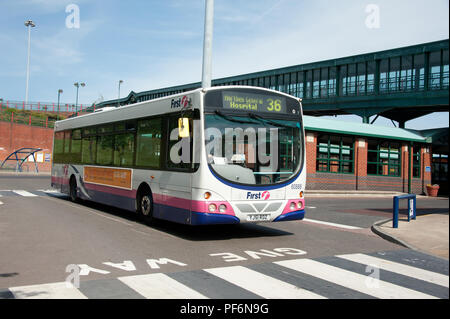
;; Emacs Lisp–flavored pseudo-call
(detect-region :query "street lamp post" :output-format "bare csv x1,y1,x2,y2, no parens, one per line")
57,89,63,121
74,82,86,114
118,80,123,107
202,0,214,89
24,20,36,106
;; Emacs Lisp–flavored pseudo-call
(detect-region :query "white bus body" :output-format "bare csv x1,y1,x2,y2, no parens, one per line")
51,86,306,225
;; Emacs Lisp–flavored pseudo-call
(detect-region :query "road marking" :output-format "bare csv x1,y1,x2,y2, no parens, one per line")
118,273,208,299
338,253,449,288
275,258,438,299
37,189,62,195
303,218,362,230
9,282,87,299
12,190,38,197
306,206,317,209
0,201,3,205
204,265,326,299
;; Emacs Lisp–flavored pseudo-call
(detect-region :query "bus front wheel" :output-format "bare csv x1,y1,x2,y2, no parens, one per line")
137,188,154,225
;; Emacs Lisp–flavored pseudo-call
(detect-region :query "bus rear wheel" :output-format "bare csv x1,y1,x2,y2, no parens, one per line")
69,177,78,202
137,188,154,225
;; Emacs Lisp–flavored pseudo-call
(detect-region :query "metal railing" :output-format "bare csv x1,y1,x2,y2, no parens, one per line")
0,100,96,113
0,111,57,128
393,194,417,228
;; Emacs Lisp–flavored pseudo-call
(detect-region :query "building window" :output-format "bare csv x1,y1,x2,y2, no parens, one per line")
412,149,421,178
367,140,401,177
316,135,354,174
432,153,448,185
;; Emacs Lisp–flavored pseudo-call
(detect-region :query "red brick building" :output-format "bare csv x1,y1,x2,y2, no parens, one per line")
303,116,447,195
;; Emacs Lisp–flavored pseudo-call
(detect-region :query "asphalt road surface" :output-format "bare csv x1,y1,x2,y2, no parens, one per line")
0,175,448,299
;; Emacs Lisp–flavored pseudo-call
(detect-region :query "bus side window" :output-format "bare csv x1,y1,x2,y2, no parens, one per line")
82,136,96,164
167,116,193,170
64,131,71,154
114,133,135,167
53,132,64,163
71,129,82,164
136,118,162,168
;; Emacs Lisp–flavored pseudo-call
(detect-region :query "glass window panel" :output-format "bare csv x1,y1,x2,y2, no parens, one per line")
313,69,320,98
380,59,389,93
357,63,366,95
96,135,114,165
54,132,64,155
136,118,162,168
167,116,193,169
64,131,71,153
82,137,97,164
443,50,449,89
114,133,135,167
306,70,312,98
98,125,113,134
71,129,82,155
429,51,441,90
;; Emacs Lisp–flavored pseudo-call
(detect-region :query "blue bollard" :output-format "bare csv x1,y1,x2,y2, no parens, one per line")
393,194,416,229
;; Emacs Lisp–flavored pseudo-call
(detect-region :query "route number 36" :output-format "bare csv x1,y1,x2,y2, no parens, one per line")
266,99,282,112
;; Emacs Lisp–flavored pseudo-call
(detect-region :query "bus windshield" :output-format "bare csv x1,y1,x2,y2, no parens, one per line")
204,112,303,186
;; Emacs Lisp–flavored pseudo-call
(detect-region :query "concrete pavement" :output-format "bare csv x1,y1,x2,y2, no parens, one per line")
372,212,449,260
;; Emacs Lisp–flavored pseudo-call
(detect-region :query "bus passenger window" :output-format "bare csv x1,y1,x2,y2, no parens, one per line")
114,133,134,167
136,118,162,168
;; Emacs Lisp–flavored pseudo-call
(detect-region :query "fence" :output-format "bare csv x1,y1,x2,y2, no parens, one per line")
0,111,57,129
0,100,96,113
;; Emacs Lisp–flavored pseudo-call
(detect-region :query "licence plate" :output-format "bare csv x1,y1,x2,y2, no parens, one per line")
246,214,271,222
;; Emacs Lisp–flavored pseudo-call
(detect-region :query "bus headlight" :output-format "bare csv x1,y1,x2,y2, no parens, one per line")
208,204,217,212
290,202,296,211
297,201,304,209
219,204,227,213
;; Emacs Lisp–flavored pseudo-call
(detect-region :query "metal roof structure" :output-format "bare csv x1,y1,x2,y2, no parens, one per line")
97,39,449,127
303,116,429,143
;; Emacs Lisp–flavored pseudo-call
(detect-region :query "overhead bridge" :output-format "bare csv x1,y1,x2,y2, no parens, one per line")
97,39,449,127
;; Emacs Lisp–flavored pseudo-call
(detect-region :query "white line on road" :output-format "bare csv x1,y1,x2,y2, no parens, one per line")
204,265,326,299
9,282,87,299
12,190,38,197
37,189,60,194
306,206,317,209
275,258,438,299
119,273,208,299
338,253,449,288
303,218,363,230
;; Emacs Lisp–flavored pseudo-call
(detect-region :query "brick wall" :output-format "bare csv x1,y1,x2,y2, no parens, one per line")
0,121,54,172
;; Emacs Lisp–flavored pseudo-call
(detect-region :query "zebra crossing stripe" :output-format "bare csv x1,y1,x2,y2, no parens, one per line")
118,273,208,299
275,258,438,299
12,190,38,197
337,253,449,288
9,282,87,299
204,265,326,299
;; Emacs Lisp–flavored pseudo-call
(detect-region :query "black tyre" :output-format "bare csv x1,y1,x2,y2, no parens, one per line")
69,177,78,202
137,188,154,225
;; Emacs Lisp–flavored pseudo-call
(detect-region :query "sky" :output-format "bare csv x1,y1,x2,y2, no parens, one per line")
0,0,448,129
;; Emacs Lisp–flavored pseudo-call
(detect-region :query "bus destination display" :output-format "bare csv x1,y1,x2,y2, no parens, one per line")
222,91,287,114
